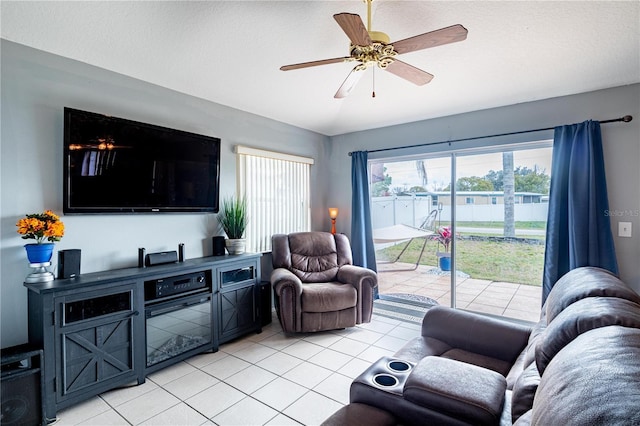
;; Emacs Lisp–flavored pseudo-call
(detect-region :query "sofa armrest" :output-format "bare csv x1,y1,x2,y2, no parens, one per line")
337,265,377,323
404,356,507,425
271,268,304,332
422,306,531,363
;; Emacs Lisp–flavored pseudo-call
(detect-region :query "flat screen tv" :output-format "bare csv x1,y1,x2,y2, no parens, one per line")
63,107,220,213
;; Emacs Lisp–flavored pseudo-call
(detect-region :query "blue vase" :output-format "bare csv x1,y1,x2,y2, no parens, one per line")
438,255,451,271
25,243,55,264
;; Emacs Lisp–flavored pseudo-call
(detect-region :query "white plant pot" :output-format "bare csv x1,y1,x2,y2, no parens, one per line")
225,238,246,255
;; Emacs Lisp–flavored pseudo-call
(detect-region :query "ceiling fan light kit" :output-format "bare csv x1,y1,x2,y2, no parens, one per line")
280,0,468,99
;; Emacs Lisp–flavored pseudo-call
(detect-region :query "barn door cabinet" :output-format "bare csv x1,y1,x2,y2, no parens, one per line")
216,257,262,344
27,280,145,421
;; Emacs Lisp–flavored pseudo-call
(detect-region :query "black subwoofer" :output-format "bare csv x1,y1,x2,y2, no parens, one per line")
258,281,273,326
1,345,44,426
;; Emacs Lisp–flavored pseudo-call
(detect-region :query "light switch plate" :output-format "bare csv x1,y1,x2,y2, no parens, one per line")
619,222,632,238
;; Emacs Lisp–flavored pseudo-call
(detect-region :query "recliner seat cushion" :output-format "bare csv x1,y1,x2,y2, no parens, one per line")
301,282,357,312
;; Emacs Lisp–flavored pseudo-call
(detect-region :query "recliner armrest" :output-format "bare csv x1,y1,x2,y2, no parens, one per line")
337,265,377,289
271,267,303,296
422,306,532,363
271,268,304,332
338,265,377,324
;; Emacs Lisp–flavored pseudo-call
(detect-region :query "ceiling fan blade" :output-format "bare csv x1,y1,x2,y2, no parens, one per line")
280,57,350,71
334,13,372,46
385,60,434,86
334,67,365,99
391,24,468,55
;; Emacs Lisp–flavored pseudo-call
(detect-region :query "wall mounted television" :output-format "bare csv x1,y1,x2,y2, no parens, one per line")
63,107,220,213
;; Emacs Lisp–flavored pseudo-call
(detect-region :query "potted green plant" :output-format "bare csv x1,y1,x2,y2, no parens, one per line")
217,196,248,254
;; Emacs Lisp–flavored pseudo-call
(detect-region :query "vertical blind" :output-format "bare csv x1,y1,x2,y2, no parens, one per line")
236,146,314,252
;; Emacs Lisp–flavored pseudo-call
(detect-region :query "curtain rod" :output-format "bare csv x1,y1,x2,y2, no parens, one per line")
347,115,633,156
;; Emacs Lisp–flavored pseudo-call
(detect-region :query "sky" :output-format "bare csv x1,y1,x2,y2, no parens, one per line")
379,147,553,191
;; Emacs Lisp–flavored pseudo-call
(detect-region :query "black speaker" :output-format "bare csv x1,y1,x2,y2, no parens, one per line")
57,249,81,279
1,346,44,426
138,248,146,268
178,243,185,262
258,281,273,326
145,251,178,266
212,236,226,256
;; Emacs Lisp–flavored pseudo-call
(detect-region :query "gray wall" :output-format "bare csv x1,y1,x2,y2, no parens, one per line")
0,40,330,347
329,84,640,292
2,38,638,347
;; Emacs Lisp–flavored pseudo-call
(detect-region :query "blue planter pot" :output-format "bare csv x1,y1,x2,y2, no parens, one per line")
438,255,451,271
24,243,55,264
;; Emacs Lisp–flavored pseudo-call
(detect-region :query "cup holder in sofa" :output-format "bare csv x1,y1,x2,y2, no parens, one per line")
373,373,399,388
351,356,415,398
387,360,412,373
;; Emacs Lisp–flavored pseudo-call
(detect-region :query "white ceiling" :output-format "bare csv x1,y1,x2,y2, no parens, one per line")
2,1,639,136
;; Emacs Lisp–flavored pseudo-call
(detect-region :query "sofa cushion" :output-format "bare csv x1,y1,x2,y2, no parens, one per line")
521,321,546,368
513,409,532,426
403,356,507,425
536,297,640,374
301,282,357,312
544,266,640,322
441,348,513,377
531,326,640,425
510,362,540,423
393,336,452,363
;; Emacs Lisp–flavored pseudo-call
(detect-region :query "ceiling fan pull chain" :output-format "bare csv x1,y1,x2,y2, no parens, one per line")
372,67,376,98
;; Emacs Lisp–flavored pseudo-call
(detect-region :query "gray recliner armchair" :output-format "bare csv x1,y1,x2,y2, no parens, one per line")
271,232,378,333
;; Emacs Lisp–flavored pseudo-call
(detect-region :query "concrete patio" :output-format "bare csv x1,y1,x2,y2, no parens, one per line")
377,262,542,322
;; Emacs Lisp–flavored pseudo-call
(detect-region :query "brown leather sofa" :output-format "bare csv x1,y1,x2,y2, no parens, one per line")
270,232,377,333
323,267,640,425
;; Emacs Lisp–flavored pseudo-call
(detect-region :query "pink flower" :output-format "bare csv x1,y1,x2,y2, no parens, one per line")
432,226,453,252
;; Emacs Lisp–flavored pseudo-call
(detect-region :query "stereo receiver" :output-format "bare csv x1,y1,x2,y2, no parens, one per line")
144,271,208,301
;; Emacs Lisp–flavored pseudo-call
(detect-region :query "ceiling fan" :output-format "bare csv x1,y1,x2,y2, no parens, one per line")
280,0,468,98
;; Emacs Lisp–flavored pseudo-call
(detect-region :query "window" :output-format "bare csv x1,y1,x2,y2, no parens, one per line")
370,143,552,322
236,146,313,253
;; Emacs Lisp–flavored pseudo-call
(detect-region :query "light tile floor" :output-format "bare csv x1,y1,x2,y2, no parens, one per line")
52,311,421,426
377,262,542,322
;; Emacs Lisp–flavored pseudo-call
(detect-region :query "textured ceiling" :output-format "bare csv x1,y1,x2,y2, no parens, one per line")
2,1,639,136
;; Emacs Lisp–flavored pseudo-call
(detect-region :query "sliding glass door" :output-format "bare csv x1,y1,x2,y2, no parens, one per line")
371,143,552,321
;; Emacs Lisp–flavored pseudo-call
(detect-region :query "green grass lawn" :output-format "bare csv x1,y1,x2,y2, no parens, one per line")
377,237,544,286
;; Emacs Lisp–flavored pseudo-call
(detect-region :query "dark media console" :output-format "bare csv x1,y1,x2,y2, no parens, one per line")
24,253,262,422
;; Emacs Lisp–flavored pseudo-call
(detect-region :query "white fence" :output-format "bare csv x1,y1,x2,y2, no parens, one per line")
372,195,548,229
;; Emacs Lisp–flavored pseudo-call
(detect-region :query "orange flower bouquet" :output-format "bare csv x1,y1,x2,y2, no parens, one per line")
16,210,65,244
